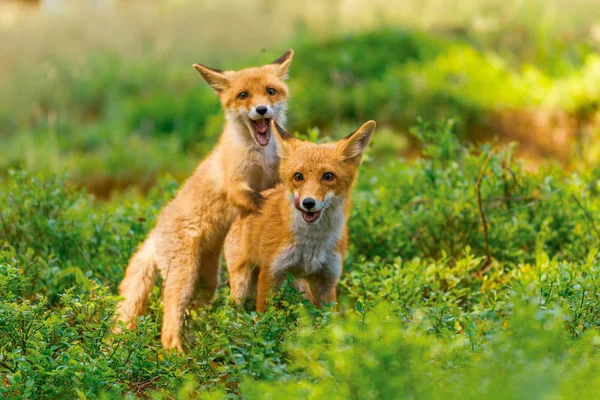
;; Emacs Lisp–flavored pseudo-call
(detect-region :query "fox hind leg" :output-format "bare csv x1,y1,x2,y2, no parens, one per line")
190,251,221,310
224,221,255,309
159,244,202,351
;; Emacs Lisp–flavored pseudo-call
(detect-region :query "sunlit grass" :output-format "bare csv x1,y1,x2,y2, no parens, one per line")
1,0,600,194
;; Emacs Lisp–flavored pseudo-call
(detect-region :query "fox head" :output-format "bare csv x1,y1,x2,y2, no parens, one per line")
272,120,376,224
193,50,293,147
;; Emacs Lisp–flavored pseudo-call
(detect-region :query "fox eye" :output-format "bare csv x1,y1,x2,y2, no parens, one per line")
238,92,248,100
294,172,304,182
266,87,277,96
322,172,335,181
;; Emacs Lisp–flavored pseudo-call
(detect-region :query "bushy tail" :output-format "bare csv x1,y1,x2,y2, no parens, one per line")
114,234,157,330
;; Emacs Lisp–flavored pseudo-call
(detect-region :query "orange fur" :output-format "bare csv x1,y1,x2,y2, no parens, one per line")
115,50,294,351
224,120,376,312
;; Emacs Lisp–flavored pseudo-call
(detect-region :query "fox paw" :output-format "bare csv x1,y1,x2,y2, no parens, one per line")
248,190,265,210
228,187,265,213
161,332,183,352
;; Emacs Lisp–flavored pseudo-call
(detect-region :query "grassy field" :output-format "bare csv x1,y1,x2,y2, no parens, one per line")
2,0,600,398
2,0,600,195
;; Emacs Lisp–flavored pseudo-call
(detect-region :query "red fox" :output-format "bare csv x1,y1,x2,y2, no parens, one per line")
115,50,294,350
224,120,376,312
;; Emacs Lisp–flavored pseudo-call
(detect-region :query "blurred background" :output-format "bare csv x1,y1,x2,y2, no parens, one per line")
1,0,600,198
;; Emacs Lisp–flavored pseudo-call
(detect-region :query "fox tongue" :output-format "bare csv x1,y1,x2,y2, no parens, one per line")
255,119,268,134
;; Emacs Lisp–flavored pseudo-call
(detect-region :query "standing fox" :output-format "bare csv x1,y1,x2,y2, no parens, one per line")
224,120,376,312
115,50,294,350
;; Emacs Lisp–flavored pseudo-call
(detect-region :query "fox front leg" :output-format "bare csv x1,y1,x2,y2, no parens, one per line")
226,181,265,213
256,268,287,313
307,277,338,308
307,261,342,308
256,267,275,313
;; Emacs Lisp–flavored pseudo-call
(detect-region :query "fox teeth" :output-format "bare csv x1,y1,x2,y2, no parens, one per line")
251,118,271,146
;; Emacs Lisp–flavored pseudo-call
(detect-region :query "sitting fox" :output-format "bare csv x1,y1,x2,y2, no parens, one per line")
115,50,294,350
224,120,376,312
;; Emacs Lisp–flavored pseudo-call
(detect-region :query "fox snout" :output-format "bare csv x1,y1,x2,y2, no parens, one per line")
248,104,275,120
293,194,329,224
302,197,316,210
294,194,325,212
256,105,268,116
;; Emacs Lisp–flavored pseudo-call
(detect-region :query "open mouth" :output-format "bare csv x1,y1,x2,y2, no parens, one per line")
301,210,321,223
251,118,271,146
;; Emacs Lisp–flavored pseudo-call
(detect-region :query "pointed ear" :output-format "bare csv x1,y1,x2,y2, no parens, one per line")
337,120,376,164
272,121,300,157
271,49,294,80
193,64,230,93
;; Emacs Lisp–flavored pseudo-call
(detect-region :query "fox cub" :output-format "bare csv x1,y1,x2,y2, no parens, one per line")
224,120,376,312
115,50,294,350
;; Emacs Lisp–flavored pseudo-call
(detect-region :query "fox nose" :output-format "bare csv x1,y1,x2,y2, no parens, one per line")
302,198,316,210
256,105,268,116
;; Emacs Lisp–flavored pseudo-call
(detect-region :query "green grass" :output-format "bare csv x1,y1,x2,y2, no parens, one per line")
2,0,600,193
2,122,600,398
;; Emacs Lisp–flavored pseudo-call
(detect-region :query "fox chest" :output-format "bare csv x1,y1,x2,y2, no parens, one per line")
272,239,342,279
247,147,280,191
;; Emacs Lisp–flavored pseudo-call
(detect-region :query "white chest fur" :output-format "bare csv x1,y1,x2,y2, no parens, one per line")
223,120,281,191
272,197,345,280
259,140,280,188
237,140,280,193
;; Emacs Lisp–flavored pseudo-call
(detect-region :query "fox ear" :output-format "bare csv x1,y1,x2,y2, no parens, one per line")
193,64,230,93
271,49,294,80
337,120,376,164
271,121,299,157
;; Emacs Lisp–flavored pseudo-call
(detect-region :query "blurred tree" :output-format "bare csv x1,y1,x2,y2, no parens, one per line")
40,0,117,12
5,0,41,5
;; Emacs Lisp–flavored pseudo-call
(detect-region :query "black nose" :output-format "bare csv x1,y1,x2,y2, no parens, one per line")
302,198,316,210
256,105,268,116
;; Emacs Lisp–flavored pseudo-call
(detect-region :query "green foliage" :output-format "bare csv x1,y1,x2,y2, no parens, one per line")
349,118,600,264
3,21,600,190
0,170,174,301
2,121,600,398
244,299,600,399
